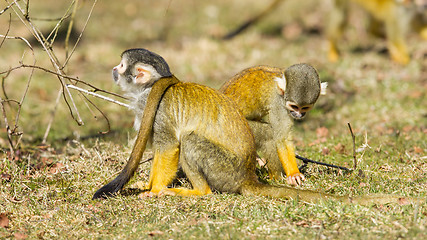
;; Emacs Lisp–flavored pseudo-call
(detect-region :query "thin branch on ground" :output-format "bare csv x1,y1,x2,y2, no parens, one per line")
347,122,357,170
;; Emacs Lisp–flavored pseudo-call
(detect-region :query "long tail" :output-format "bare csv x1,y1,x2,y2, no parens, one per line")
240,181,421,205
92,77,180,199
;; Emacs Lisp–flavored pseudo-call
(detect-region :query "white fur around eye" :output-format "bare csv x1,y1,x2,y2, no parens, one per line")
274,74,287,95
117,60,127,74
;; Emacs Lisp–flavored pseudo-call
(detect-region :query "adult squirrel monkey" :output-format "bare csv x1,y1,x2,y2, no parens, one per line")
327,0,427,65
220,65,326,186
93,48,415,206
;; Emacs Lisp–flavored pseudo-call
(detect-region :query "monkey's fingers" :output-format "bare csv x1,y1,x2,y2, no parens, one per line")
135,181,149,190
287,173,305,186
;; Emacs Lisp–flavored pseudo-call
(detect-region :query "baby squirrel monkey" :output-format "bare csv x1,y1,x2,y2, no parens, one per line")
93,48,415,206
327,0,427,65
220,65,326,186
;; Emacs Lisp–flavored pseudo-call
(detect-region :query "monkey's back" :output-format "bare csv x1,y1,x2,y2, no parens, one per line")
157,83,254,164
220,66,283,120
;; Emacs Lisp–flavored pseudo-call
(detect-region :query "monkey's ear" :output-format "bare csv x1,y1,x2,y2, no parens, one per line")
134,64,152,85
320,82,328,95
274,75,287,96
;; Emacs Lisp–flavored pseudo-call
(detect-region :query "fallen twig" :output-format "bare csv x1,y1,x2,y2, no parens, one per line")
296,155,350,172
347,122,357,169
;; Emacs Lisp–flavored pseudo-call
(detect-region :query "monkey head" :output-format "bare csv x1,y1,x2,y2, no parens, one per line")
275,63,327,120
112,48,172,92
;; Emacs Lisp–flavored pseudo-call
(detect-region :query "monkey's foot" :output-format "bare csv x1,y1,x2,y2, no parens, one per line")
138,191,158,198
137,189,175,198
287,173,305,186
135,181,150,191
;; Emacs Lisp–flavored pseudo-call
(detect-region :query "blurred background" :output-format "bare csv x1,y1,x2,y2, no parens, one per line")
0,0,425,149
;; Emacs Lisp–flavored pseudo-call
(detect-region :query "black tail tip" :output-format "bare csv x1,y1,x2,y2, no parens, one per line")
92,185,119,200
92,190,116,200
92,174,129,200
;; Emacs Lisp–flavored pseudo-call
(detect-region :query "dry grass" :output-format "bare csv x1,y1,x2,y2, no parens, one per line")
1,0,426,239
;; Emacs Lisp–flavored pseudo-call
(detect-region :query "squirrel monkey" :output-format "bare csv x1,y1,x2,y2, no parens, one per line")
327,0,427,65
220,65,326,186
92,48,415,206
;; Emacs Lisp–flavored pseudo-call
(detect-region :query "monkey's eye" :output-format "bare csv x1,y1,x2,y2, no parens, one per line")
302,107,310,110
289,104,299,111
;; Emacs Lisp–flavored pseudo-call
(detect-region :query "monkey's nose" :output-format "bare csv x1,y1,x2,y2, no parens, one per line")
290,111,304,119
112,68,119,82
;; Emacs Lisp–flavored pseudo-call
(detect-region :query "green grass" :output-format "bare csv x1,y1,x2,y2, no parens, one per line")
1,0,426,239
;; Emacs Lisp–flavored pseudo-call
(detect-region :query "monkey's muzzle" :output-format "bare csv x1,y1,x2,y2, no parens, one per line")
112,68,119,82
290,111,305,119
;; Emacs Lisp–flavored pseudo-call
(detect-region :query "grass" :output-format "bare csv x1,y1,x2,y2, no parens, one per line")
1,0,426,239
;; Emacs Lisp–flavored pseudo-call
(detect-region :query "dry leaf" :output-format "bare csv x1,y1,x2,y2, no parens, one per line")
0,213,9,228
316,127,329,138
334,143,346,154
308,138,326,146
413,146,423,154
148,230,164,236
49,163,65,174
398,198,410,205
322,147,330,155
402,125,413,133
1,173,11,182
14,232,28,240
295,220,309,227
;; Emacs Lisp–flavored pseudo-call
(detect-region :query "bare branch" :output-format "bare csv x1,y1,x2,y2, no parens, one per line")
0,34,34,50
0,1,16,15
2,0,108,145
81,95,111,134
13,45,36,136
8,0,84,125
65,0,79,61
63,0,98,67
0,98,16,155
0,64,128,100
347,122,357,169
67,85,130,108
42,90,63,144
46,2,75,46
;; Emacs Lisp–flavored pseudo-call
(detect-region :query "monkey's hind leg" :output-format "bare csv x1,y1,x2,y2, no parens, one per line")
158,133,217,197
146,138,212,197
160,158,213,196
144,145,180,195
